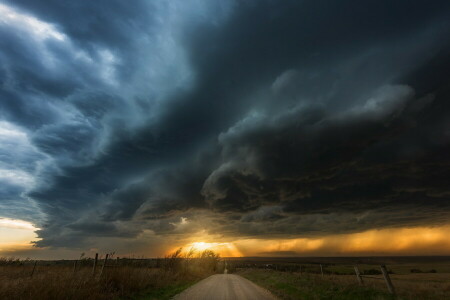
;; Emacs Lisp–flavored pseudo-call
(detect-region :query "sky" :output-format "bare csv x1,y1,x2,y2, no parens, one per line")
0,0,450,259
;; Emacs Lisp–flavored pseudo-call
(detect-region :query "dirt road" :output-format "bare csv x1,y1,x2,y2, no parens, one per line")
173,274,277,300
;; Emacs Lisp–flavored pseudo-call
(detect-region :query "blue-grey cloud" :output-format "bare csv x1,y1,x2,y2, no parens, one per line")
0,0,449,249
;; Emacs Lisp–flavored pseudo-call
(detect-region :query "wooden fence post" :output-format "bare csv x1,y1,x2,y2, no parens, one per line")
299,265,302,275
100,254,109,277
354,265,363,285
72,260,78,274
30,260,37,277
380,265,395,295
320,264,324,278
92,253,98,276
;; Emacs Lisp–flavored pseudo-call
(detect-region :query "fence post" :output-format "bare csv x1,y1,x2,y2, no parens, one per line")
380,265,395,295
320,264,324,278
299,265,302,275
72,260,78,274
100,254,109,277
92,253,98,276
354,265,363,285
30,260,37,277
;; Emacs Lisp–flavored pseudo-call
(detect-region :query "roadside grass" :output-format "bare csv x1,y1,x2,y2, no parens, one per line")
239,269,396,300
0,249,222,300
0,264,205,300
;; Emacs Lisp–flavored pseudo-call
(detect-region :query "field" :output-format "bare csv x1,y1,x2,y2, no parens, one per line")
1,255,449,299
0,250,223,300
230,256,450,299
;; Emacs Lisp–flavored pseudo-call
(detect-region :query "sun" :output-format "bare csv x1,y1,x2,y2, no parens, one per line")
190,242,214,251
181,241,243,257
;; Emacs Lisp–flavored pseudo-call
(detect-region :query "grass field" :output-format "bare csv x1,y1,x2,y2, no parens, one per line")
235,257,450,300
239,269,394,300
1,255,449,299
239,269,450,299
0,264,203,300
0,250,222,300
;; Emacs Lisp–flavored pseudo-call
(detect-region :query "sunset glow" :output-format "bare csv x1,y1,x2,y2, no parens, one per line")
189,242,223,251
167,225,450,258
233,226,450,256
172,241,243,257
0,218,38,253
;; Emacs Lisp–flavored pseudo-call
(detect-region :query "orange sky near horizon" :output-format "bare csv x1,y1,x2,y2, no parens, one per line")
0,218,38,253
2,217,450,259
167,225,450,257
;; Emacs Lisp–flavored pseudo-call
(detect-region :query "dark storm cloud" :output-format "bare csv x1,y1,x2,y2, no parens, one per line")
0,0,449,248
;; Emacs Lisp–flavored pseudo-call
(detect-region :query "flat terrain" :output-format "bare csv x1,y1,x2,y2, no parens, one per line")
1,256,449,299
173,274,277,300
239,269,450,300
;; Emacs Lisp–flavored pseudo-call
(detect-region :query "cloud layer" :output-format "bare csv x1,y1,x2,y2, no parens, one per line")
1,0,450,252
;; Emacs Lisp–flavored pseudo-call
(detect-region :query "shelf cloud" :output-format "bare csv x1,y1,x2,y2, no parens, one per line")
0,0,449,255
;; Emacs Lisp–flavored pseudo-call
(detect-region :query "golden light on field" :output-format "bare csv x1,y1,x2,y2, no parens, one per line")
0,218,39,254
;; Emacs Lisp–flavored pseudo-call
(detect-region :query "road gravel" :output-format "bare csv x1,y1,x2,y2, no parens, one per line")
173,274,277,300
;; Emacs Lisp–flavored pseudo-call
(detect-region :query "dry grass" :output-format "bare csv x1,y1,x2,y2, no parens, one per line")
239,269,450,300
321,273,450,299
0,250,222,300
230,257,450,299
